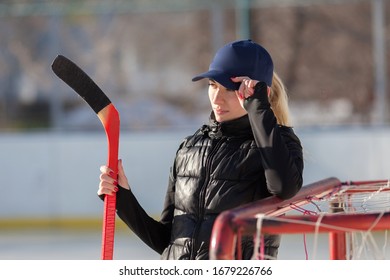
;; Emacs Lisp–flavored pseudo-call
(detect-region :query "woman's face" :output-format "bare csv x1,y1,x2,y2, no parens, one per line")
208,79,247,122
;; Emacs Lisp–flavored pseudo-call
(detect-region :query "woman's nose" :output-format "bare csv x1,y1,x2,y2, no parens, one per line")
212,89,224,104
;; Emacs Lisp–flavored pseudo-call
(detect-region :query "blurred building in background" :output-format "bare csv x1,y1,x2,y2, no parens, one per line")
0,0,388,131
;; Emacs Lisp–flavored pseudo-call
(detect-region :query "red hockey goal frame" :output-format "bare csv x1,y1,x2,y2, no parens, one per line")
210,177,390,260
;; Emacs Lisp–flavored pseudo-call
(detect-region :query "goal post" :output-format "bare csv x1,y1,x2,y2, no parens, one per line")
210,177,390,260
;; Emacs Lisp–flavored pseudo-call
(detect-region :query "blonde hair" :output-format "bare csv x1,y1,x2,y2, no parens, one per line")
269,72,291,127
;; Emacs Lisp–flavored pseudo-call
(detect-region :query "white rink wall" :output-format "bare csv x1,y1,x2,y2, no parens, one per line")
1,126,389,220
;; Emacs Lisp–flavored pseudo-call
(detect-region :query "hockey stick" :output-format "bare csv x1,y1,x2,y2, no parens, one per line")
51,55,119,260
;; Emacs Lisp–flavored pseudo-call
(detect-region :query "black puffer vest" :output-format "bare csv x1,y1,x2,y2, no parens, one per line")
161,114,279,259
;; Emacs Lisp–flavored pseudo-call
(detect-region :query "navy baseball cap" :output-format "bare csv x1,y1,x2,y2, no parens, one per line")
192,39,274,90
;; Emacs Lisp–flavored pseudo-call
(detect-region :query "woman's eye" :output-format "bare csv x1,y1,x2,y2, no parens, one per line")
208,83,217,89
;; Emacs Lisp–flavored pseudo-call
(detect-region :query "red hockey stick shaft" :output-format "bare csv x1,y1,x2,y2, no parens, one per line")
98,104,120,260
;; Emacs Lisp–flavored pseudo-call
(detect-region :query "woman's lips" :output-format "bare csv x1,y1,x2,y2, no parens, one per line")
215,108,228,115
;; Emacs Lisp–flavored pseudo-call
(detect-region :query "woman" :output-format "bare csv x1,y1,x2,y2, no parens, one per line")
98,39,304,260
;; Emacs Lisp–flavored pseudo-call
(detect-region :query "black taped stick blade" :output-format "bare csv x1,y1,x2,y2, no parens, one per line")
51,55,111,114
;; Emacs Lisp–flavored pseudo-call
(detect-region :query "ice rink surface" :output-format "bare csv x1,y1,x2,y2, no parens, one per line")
0,229,332,260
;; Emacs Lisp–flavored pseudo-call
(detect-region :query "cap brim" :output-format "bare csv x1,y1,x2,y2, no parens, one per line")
192,70,240,90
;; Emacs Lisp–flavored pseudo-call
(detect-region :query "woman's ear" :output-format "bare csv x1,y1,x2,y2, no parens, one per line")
236,90,244,99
